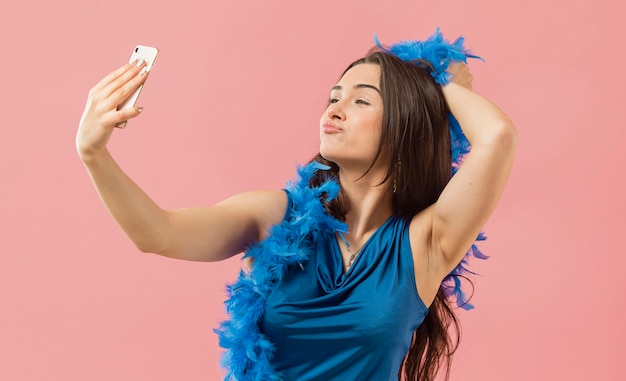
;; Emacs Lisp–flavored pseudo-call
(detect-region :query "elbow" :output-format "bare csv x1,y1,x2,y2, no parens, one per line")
502,120,518,158
136,242,157,254
134,212,176,256
482,118,518,153
497,119,518,152
134,239,166,255
130,228,173,256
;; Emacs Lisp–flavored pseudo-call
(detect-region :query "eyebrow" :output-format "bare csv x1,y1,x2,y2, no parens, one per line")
331,84,381,95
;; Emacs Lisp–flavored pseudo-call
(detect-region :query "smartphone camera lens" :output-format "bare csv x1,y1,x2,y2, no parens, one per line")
135,47,139,53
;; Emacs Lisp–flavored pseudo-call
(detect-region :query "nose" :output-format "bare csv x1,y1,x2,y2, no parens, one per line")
327,100,345,121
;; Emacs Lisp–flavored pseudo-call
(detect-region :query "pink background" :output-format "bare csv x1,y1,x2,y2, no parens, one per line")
1,0,624,380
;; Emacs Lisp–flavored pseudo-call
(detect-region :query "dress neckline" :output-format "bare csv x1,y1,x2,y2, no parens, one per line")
335,215,396,275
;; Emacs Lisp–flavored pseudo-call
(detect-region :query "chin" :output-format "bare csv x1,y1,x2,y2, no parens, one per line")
319,146,340,164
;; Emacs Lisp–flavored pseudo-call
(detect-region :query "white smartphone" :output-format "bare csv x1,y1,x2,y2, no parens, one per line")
117,45,159,111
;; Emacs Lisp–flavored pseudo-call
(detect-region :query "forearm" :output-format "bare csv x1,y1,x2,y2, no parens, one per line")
442,82,517,149
80,149,173,254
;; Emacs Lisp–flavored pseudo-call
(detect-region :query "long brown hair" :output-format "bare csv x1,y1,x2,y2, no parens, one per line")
309,50,465,380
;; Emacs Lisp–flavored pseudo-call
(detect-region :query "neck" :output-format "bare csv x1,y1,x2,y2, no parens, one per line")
338,165,394,239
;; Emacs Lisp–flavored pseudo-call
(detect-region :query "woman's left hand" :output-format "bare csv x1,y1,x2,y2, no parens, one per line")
447,62,473,90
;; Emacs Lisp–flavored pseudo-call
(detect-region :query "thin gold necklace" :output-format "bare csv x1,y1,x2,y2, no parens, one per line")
345,243,363,268
339,233,364,268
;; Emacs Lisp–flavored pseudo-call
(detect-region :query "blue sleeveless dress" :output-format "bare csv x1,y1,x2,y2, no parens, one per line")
260,191,429,380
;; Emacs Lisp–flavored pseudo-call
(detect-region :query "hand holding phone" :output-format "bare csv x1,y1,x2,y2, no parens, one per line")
116,45,159,124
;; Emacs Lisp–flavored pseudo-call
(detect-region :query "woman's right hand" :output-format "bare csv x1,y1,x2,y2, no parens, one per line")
447,62,473,91
76,60,148,160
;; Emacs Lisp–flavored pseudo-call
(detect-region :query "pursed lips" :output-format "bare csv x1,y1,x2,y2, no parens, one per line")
321,121,342,134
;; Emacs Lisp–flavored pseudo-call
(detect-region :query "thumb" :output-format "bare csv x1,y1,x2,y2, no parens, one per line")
114,106,144,128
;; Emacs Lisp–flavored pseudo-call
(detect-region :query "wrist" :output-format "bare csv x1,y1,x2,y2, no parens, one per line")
77,144,110,166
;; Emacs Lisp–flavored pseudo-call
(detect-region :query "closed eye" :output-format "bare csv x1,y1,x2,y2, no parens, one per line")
355,99,370,105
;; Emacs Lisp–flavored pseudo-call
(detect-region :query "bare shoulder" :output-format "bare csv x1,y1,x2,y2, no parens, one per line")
220,190,287,271
408,205,447,307
214,189,288,240
252,189,289,239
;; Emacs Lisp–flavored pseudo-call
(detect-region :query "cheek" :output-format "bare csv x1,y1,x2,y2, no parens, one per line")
368,116,383,143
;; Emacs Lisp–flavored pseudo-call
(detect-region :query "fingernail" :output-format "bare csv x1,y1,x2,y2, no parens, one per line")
139,67,148,76
136,58,144,67
137,107,144,112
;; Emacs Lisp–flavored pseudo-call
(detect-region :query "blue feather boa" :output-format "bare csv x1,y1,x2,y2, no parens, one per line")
214,162,347,381
215,29,487,381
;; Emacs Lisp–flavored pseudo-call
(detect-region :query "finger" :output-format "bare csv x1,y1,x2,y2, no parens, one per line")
91,60,139,94
102,59,147,99
111,68,149,107
114,106,144,128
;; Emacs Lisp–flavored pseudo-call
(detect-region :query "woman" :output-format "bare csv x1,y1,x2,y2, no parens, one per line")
77,34,516,381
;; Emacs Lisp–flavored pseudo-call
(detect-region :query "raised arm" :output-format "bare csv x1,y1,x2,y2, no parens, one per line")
76,61,286,262
430,63,518,275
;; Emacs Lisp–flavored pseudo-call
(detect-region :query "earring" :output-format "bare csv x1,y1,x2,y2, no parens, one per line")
393,157,401,194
